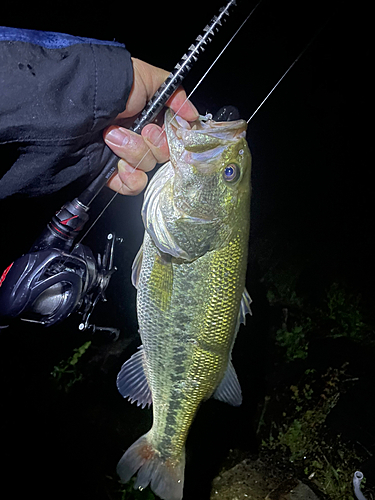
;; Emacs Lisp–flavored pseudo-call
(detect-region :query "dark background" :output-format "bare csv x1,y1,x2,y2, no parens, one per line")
1,1,373,499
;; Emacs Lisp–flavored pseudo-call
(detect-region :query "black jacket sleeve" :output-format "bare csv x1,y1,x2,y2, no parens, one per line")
0,26,133,199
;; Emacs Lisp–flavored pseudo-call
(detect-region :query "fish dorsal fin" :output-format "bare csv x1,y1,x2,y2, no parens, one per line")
213,361,242,406
233,287,252,339
116,346,152,409
239,287,252,325
131,245,143,289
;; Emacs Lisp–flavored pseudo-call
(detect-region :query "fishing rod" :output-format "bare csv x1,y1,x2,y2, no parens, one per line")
0,0,247,330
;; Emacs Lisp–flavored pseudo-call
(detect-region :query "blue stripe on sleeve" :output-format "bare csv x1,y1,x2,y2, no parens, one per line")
0,26,125,49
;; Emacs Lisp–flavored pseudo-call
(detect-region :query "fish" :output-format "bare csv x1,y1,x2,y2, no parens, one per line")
116,108,252,500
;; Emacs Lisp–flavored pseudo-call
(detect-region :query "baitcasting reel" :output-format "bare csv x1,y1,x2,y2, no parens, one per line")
0,197,121,337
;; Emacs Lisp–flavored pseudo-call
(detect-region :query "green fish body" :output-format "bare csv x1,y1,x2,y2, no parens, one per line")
116,109,252,500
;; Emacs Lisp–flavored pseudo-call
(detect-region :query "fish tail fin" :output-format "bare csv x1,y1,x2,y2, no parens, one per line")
117,432,185,500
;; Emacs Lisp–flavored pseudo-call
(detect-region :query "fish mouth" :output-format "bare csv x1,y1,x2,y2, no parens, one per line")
165,108,247,147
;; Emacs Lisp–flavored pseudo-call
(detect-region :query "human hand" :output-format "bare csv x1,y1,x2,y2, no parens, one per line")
103,58,198,195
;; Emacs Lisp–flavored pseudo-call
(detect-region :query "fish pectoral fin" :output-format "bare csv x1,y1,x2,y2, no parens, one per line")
213,361,242,406
116,345,152,409
131,245,143,289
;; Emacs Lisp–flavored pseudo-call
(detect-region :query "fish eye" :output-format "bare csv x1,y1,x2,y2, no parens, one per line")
223,163,240,183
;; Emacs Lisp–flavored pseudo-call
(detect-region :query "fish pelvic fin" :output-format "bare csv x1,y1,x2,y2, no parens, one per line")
117,432,185,500
116,346,152,409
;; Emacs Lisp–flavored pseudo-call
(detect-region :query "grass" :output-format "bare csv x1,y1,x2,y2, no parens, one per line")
258,279,374,499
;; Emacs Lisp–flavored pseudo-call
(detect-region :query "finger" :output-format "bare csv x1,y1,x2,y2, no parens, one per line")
107,160,148,196
104,126,157,172
167,86,199,122
141,124,169,164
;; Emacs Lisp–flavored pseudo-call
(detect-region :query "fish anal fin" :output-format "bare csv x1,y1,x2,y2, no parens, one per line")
213,361,242,406
116,346,152,409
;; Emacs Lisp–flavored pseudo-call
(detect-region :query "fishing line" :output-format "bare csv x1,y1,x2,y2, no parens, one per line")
125,0,263,178
75,0,263,245
131,0,263,175
123,0,263,177
247,20,329,123
183,0,263,121
74,4,329,247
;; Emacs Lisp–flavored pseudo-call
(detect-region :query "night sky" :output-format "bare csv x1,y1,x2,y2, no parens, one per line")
1,1,373,498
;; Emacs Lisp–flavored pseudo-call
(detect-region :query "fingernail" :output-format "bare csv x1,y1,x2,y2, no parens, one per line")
145,127,165,147
106,127,130,147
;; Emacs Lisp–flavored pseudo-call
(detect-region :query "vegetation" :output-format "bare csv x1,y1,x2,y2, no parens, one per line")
324,283,369,342
258,277,374,500
261,365,364,499
50,340,92,392
271,282,371,364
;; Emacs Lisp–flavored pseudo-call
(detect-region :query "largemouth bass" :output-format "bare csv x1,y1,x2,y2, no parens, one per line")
116,108,252,500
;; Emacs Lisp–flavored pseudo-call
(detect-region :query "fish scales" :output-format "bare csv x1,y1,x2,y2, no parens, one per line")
116,109,252,500
140,230,248,456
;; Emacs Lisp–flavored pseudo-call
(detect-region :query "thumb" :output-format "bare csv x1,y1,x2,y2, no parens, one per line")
120,58,198,122
133,58,170,100
121,58,169,119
